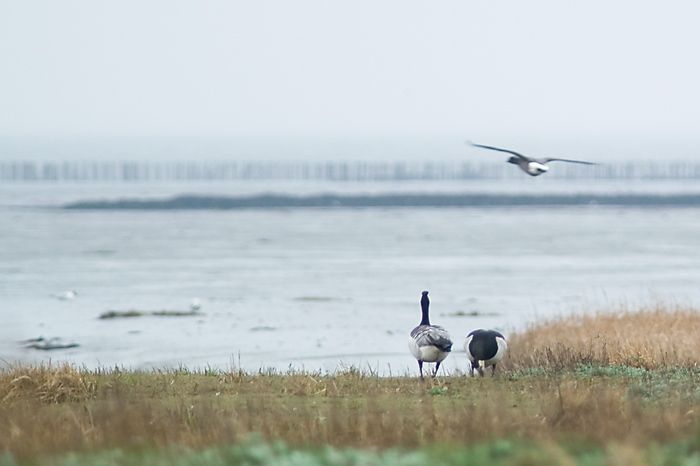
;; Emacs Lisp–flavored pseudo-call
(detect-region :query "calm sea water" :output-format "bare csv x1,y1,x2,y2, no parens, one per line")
2,178,700,375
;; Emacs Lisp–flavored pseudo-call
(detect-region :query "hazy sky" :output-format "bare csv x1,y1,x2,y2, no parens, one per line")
2,1,700,159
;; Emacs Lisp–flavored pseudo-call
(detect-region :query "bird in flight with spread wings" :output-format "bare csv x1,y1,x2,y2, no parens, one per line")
468,142,598,176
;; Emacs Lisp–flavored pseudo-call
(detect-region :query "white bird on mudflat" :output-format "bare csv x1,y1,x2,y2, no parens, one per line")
51,290,77,300
408,291,453,380
469,142,598,176
464,329,507,376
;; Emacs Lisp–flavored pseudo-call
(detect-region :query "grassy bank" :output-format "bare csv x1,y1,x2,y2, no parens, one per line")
3,305,700,465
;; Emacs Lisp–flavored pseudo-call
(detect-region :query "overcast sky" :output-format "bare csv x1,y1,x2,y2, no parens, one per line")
2,2,700,160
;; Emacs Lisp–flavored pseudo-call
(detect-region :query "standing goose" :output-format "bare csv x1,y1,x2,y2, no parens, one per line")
469,142,598,176
408,291,453,379
465,329,507,376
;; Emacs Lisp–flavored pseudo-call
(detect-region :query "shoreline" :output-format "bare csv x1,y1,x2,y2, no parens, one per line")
63,192,700,209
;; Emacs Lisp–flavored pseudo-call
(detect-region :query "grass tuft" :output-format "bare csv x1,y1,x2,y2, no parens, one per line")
502,303,700,371
0,363,96,404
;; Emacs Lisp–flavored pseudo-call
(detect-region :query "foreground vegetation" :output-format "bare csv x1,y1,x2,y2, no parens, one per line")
4,304,700,465
9,436,700,466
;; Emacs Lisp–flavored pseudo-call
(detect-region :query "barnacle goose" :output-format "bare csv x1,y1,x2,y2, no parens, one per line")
408,291,453,379
464,329,507,376
469,142,598,176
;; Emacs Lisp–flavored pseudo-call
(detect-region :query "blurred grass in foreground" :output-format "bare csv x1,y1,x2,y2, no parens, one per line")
9,436,700,466
3,305,700,465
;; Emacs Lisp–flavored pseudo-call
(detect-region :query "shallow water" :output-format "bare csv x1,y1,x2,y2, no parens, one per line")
2,179,700,375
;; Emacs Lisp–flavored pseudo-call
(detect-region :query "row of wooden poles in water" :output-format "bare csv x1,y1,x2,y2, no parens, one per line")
3,160,700,181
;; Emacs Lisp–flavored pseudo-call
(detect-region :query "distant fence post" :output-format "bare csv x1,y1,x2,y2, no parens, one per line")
2,160,700,182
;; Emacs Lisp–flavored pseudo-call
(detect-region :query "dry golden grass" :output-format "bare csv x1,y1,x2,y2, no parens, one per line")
0,363,97,404
502,303,700,371
4,365,698,461
4,305,700,462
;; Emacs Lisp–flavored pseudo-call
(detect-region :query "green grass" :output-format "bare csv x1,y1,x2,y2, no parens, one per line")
9,435,700,466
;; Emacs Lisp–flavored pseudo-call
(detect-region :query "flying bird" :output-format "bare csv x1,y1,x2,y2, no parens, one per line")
408,291,453,380
469,142,598,176
464,329,507,376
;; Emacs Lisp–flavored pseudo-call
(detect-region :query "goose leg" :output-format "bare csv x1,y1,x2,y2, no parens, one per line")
433,361,441,378
418,360,424,380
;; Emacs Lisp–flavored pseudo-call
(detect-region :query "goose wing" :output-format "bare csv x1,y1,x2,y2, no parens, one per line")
537,158,598,165
468,142,528,159
411,325,453,352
